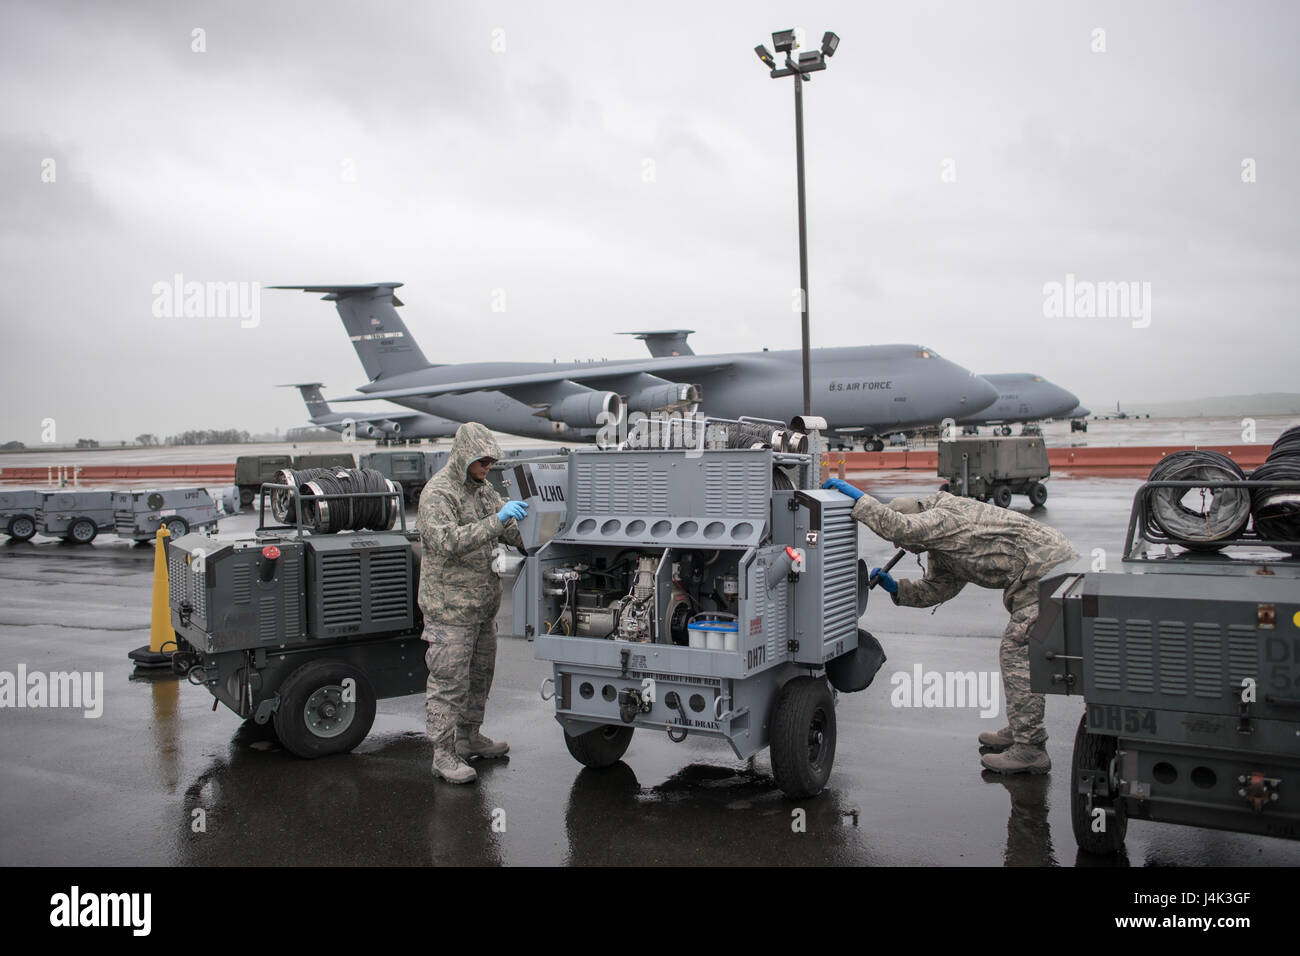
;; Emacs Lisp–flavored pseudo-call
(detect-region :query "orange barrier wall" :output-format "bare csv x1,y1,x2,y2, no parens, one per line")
0,444,1273,484
821,443,1271,474
0,464,236,483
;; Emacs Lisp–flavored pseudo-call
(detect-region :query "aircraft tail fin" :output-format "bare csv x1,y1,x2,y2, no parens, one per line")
278,382,331,420
271,283,432,382
618,329,696,357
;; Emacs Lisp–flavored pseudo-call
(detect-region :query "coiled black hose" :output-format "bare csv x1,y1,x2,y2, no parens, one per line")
271,467,398,533
725,421,781,449
1250,425,1300,554
1144,450,1251,550
1266,424,1300,462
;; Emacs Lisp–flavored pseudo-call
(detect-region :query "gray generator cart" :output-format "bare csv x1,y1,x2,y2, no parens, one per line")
938,436,1050,508
292,452,357,471
359,450,450,504
38,490,115,543
509,415,886,798
234,455,293,508
113,487,224,541
1030,476,1300,854
1,490,41,542
169,480,427,757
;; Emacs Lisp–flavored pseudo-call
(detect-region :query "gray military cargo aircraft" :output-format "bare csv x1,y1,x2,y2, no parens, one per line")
273,282,999,449
281,382,460,442
956,372,1080,435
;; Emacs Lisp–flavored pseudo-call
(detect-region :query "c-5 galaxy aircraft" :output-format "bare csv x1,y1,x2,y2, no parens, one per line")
281,382,460,443
273,283,999,448
956,372,1080,435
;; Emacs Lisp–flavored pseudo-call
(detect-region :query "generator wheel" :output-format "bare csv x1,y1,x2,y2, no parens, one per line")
163,517,189,538
770,676,836,798
869,439,885,452
274,659,376,758
7,516,36,541
1028,482,1048,507
991,484,1012,508
1000,425,1013,436
239,486,255,507
1071,713,1127,855
67,518,97,544
564,724,634,768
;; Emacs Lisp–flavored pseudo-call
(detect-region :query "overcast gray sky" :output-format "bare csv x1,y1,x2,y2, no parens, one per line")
1,0,1296,443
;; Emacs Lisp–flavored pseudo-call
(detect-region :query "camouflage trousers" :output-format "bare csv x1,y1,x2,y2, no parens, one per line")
424,619,497,749
999,603,1047,746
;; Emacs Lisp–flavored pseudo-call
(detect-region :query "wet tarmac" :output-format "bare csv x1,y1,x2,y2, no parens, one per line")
1,474,1297,866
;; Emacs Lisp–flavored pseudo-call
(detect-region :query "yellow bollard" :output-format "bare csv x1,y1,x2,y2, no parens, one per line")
129,526,174,668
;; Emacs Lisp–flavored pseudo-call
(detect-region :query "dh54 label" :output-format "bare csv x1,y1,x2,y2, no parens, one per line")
1089,703,1157,735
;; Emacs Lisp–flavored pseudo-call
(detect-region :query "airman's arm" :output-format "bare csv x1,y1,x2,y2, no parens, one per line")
851,495,959,549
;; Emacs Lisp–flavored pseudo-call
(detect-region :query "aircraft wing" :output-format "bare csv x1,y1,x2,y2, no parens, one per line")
344,409,436,423
330,356,733,403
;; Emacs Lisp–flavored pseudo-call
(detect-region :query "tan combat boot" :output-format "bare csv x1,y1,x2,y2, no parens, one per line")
432,747,477,784
981,743,1051,775
456,729,509,759
978,726,1014,750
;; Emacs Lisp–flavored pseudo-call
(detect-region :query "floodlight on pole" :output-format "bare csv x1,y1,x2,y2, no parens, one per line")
754,28,839,416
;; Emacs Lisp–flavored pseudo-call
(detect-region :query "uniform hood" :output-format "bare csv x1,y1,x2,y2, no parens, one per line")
447,422,503,484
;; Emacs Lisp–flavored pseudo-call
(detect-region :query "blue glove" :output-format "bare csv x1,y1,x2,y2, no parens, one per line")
871,568,898,594
822,478,863,501
497,501,528,523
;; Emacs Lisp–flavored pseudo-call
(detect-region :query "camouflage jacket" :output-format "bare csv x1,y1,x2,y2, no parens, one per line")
850,491,1078,612
417,423,524,626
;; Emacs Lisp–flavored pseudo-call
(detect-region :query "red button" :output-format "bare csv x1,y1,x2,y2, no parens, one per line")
262,545,281,560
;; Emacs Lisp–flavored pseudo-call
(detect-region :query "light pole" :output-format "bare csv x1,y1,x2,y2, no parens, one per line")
755,29,839,416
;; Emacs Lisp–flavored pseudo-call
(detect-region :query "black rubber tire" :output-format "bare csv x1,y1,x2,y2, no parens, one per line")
826,628,887,693
564,724,634,768
1000,425,1013,436
992,484,1012,508
67,518,97,544
7,516,36,541
239,486,255,507
274,659,376,759
869,439,885,452
769,676,837,798
1028,482,1048,508
1071,713,1128,855
938,482,951,493
163,517,189,538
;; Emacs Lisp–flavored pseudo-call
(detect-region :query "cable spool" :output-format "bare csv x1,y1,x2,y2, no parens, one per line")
1267,424,1300,461
272,467,399,533
1249,425,1300,554
269,468,336,524
1144,450,1250,551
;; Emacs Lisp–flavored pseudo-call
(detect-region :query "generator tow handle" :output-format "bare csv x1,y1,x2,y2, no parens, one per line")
868,549,906,588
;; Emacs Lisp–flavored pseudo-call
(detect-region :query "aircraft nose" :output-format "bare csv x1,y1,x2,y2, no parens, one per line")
1052,386,1080,418
965,374,999,414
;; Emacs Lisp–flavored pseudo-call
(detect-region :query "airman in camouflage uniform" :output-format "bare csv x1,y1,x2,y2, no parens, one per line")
418,422,526,784
848,490,1077,774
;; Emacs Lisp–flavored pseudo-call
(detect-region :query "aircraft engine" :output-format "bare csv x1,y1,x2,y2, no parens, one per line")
627,382,701,414
550,390,623,428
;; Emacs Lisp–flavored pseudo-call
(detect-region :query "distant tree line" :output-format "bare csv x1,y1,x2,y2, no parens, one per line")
165,429,252,445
